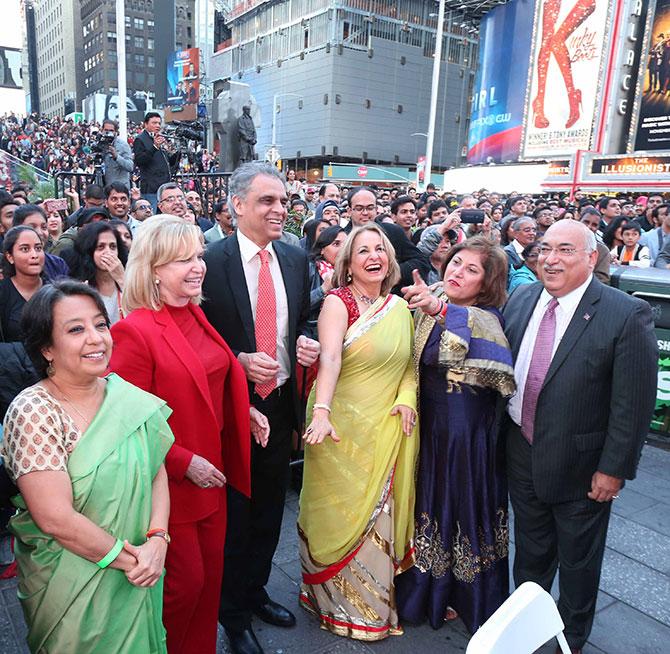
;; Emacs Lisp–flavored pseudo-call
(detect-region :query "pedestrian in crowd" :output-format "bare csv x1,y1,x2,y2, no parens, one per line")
391,195,418,241
100,119,134,188
43,200,65,248
640,203,670,264
0,196,19,245
1,280,174,654
345,186,430,289
0,226,45,344
51,206,110,257
313,199,341,228
110,218,133,251
300,224,418,641
156,182,188,219
65,184,106,228
501,220,657,654
11,204,70,281
602,215,626,253
503,195,528,221
579,210,611,285
299,218,328,253
110,216,267,654
508,241,541,292
317,183,340,203
596,196,621,231
68,223,127,325
104,182,131,223
533,206,554,238
128,198,153,236
204,200,235,244
201,162,320,654
307,225,346,332
610,222,651,268
285,170,303,198
396,237,514,634
133,112,179,210
503,216,537,269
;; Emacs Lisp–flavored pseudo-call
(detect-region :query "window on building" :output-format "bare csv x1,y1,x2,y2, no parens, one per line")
147,19,154,30
134,18,144,30
147,55,155,68
134,36,144,48
125,16,131,28
147,38,154,50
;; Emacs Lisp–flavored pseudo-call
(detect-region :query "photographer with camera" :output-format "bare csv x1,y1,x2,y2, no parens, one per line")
133,112,179,210
96,119,134,188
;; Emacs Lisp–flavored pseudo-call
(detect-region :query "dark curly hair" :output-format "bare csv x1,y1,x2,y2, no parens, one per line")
21,280,110,379
70,222,128,287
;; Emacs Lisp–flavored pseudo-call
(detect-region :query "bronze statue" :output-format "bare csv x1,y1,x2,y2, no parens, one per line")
237,105,257,163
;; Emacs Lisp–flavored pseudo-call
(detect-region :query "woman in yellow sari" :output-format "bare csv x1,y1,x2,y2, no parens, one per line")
298,224,418,641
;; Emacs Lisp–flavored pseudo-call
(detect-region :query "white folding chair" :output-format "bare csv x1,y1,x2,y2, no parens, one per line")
466,581,572,654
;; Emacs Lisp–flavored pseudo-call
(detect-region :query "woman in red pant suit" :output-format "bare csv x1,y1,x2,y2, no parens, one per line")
109,215,269,654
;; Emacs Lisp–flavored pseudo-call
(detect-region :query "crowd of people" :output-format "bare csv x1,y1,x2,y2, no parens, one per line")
0,144,662,654
0,112,219,181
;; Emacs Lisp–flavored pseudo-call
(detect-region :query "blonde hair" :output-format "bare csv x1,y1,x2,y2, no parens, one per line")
332,224,400,296
122,214,204,313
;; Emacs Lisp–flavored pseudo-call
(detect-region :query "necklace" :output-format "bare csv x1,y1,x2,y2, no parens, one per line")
48,378,99,426
351,285,380,306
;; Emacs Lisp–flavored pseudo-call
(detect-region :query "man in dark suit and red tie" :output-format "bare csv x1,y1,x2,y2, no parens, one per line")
501,220,657,654
202,162,320,654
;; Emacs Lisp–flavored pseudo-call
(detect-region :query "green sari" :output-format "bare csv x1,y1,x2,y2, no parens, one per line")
9,373,174,654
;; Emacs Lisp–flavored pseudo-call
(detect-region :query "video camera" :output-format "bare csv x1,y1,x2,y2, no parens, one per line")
90,129,116,156
160,120,204,144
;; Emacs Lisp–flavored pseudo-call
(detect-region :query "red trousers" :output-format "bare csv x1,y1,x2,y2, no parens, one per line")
163,502,226,654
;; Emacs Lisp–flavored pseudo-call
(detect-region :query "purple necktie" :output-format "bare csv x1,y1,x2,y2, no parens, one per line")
520,298,559,444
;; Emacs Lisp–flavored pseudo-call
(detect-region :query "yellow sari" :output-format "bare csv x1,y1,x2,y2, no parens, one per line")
298,293,418,641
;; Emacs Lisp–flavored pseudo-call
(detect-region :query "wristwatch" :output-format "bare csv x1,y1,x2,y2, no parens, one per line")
146,528,171,544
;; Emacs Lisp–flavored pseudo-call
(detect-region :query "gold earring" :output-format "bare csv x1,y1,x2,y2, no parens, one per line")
46,360,55,377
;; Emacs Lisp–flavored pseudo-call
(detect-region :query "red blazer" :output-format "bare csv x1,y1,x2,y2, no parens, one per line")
109,304,251,524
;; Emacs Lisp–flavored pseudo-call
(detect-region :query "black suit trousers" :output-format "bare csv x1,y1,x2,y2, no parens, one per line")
219,385,294,632
506,422,612,649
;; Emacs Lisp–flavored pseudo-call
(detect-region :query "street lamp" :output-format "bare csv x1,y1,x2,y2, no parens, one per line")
425,0,446,189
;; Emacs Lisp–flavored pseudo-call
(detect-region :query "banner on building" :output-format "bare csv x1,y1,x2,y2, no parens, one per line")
467,0,536,164
0,47,21,89
167,48,200,107
82,93,147,123
631,0,670,151
589,155,670,176
521,0,612,159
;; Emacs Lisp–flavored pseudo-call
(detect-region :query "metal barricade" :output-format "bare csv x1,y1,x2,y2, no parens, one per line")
175,172,231,215
53,171,100,201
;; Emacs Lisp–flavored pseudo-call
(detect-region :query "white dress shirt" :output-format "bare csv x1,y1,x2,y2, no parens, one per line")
508,275,593,425
237,229,291,386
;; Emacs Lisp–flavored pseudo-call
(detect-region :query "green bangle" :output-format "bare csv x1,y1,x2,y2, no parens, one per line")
96,538,124,569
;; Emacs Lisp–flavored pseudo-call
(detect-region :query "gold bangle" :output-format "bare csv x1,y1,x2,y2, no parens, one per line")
313,403,331,412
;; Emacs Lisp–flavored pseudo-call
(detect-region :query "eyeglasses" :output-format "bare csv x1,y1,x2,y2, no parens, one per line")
352,204,376,214
538,245,590,257
160,195,186,204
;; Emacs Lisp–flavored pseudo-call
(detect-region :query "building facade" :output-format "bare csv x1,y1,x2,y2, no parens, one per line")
209,0,479,171
26,0,83,117
80,0,196,112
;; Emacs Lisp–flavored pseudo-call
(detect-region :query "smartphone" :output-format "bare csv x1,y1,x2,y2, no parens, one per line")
459,209,486,224
44,198,69,213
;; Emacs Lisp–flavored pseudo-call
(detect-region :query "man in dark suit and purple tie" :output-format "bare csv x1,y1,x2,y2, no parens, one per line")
501,220,657,654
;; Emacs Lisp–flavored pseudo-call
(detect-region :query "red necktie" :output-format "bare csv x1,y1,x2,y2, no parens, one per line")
255,249,277,399
520,298,558,444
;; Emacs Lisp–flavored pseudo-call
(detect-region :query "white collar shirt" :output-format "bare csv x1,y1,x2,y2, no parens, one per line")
237,229,290,386
507,275,593,425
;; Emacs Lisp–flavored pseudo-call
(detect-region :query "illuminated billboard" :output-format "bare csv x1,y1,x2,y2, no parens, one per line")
467,0,536,164
631,0,670,151
521,0,612,159
167,48,200,107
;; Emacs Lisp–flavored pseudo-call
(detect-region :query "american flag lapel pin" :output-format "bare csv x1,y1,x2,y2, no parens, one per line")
583,313,591,321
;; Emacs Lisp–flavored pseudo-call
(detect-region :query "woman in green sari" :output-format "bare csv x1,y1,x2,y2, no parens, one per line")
0,280,173,654
299,224,418,641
